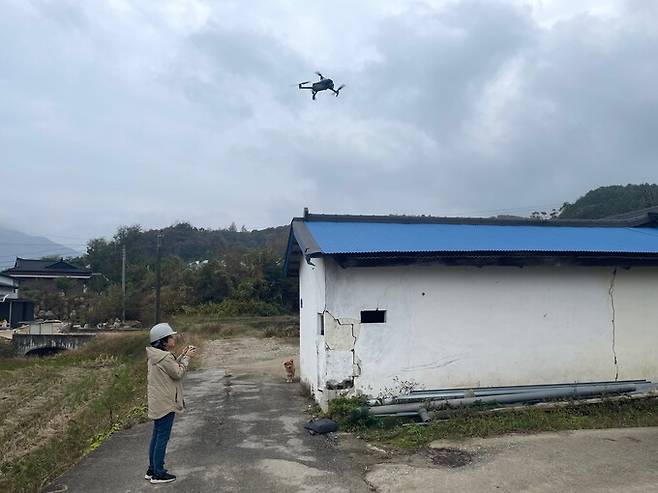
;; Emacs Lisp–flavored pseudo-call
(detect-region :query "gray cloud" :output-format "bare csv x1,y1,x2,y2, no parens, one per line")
1,0,657,241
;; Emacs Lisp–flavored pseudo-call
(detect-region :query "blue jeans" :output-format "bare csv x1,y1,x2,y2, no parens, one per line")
149,412,175,475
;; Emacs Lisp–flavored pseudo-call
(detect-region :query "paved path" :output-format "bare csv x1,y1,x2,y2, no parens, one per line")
366,427,658,492
45,367,372,493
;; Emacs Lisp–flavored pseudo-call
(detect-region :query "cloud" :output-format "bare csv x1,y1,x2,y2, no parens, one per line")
1,0,657,241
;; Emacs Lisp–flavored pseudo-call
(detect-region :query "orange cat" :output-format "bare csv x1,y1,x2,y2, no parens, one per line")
283,359,295,383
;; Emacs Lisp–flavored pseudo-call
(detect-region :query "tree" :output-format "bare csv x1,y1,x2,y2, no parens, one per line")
56,278,74,296
559,184,658,219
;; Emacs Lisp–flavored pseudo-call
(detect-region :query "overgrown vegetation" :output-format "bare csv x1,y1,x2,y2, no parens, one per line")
26,222,297,325
327,396,377,431
171,314,299,339
0,333,149,493
559,183,658,219
363,397,658,449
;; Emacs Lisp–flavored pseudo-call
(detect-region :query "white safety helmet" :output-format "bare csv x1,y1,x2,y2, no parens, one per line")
149,322,177,343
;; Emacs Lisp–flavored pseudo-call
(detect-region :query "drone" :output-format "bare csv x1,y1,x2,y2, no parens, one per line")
298,72,346,100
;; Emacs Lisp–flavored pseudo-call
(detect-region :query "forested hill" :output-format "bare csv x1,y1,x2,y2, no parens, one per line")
86,222,289,282
559,184,658,219
72,222,295,324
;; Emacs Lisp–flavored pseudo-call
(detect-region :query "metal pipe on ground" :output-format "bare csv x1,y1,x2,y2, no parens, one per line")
402,380,648,402
368,381,648,406
368,384,637,416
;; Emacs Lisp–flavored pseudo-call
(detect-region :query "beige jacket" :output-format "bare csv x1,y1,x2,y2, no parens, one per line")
146,347,190,420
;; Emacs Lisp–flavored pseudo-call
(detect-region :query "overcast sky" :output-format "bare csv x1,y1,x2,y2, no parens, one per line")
2,0,658,243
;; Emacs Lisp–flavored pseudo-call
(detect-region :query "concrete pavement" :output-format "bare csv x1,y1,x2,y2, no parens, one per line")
45,367,372,492
365,427,658,492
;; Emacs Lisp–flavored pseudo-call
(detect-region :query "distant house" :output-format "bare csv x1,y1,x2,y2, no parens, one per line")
0,273,34,328
0,274,17,299
285,210,658,409
2,258,92,294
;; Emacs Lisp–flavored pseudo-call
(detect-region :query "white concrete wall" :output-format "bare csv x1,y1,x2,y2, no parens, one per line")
303,260,658,399
0,275,17,299
298,258,326,402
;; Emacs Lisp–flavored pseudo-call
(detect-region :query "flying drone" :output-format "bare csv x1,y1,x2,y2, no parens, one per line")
298,72,346,100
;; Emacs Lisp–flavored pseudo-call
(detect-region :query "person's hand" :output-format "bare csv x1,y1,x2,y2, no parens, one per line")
185,345,198,358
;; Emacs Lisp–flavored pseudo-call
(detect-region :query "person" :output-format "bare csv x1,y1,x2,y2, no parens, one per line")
145,322,197,484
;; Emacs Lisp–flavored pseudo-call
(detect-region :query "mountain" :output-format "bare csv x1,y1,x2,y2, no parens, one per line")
0,226,81,271
559,184,658,219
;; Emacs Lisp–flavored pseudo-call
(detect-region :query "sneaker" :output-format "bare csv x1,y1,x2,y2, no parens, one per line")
145,468,153,480
150,472,176,484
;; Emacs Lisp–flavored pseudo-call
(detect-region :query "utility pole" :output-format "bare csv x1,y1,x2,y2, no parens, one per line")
155,234,163,324
121,244,126,323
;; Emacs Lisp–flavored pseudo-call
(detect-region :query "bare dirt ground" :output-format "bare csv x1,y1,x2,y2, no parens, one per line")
199,336,298,377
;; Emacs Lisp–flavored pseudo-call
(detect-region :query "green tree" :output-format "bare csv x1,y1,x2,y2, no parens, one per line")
560,184,658,219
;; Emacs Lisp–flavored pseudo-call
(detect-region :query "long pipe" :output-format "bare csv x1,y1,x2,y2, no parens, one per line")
368,380,648,405
394,381,646,403
368,384,637,416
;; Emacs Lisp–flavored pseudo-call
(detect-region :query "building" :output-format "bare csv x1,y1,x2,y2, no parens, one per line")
0,274,17,299
284,211,658,408
0,273,34,328
2,258,92,294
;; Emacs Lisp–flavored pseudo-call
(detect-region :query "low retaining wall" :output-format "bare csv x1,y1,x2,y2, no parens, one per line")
12,333,96,356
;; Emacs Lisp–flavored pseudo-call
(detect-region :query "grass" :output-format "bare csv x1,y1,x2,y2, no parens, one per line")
327,396,377,430
0,332,149,493
171,314,299,339
0,338,14,359
364,397,658,449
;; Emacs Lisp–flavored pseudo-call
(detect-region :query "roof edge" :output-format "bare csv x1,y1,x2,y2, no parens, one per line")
283,219,323,276
302,213,658,228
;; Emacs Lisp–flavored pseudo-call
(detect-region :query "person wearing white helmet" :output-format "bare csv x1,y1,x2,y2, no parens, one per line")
144,322,197,484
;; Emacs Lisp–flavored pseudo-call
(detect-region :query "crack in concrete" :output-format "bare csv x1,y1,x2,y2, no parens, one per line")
350,323,360,379
362,471,380,492
323,310,359,388
609,267,619,381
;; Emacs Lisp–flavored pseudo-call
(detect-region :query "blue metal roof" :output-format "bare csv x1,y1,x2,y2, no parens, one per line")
304,221,658,254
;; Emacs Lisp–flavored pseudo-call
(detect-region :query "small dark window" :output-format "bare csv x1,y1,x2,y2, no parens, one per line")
361,310,386,323
300,298,303,309
318,313,325,335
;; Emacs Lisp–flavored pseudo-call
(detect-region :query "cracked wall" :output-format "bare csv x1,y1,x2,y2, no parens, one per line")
322,312,360,391
609,267,619,381
305,259,658,400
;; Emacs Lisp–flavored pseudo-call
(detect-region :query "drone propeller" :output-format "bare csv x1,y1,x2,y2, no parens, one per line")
315,71,324,80
298,81,311,85
335,84,346,96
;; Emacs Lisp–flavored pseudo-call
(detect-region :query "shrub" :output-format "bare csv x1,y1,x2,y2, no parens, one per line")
182,299,283,317
328,395,376,431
